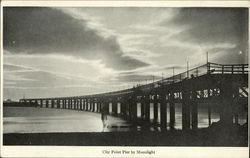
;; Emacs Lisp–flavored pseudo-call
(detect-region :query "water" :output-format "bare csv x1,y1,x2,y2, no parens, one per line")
3,107,130,133
139,102,246,129
3,103,247,133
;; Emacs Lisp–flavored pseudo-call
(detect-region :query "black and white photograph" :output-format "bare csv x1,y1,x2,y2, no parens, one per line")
1,1,249,157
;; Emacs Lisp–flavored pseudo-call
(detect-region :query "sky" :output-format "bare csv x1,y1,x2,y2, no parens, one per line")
3,7,248,101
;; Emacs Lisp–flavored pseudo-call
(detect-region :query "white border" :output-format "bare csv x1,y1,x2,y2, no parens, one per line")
1,146,249,158
0,1,249,157
0,0,249,7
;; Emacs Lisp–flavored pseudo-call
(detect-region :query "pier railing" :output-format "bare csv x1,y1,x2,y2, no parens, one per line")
208,62,249,74
20,62,249,99
140,62,248,89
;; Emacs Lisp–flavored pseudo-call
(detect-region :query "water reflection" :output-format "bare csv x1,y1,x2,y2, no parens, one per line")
3,104,247,134
3,107,129,133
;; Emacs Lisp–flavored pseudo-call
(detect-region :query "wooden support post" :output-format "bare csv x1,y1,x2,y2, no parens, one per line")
106,100,109,114
89,100,92,111
35,100,38,107
120,101,125,116
219,78,234,126
51,100,54,108
40,100,43,107
70,100,72,109
144,94,150,123
123,100,128,116
153,96,158,122
66,100,68,109
75,99,78,109
128,97,132,120
75,99,78,110
129,95,137,121
57,100,60,108
93,101,95,112
54,100,57,108
83,100,86,110
62,100,65,109
89,99,93,111
46,100,49,108
87,100,90,111
141,99,145,119
85,100,87,110
233,87,239,124
94,102,96,112
208,104,211,126
86,100,89,111
182,88,191,130
126,98,130,116
112,100,117,115
160,94,167,129
69,99,72,109
133,96,137,122
71,99,74,109
82,99,85,110
191,91,198,130
170,93,175,130
90,101,93,111
97,102,100,112
70,99,73,109
79,99,82,110
90,100,92,111
105,99,109,114
56,99,61,108
91,101,94,112
98,101,101,113
84,100,86,110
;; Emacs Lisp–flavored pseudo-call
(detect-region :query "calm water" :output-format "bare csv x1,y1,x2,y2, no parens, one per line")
3,103,247,133
3,107,130,133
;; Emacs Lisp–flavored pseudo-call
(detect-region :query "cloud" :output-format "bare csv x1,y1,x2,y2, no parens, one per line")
117,74,161,83
163,65,185,70
161,8,248,64
3,7,149,70
3,63,33,72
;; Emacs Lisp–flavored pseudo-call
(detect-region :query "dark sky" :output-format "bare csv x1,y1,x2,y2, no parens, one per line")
3,7,249,100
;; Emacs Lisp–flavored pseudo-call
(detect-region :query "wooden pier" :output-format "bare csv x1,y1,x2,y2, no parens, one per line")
19,62,248,130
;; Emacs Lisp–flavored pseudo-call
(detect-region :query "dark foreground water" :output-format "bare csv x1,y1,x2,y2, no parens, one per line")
3,105,247,133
